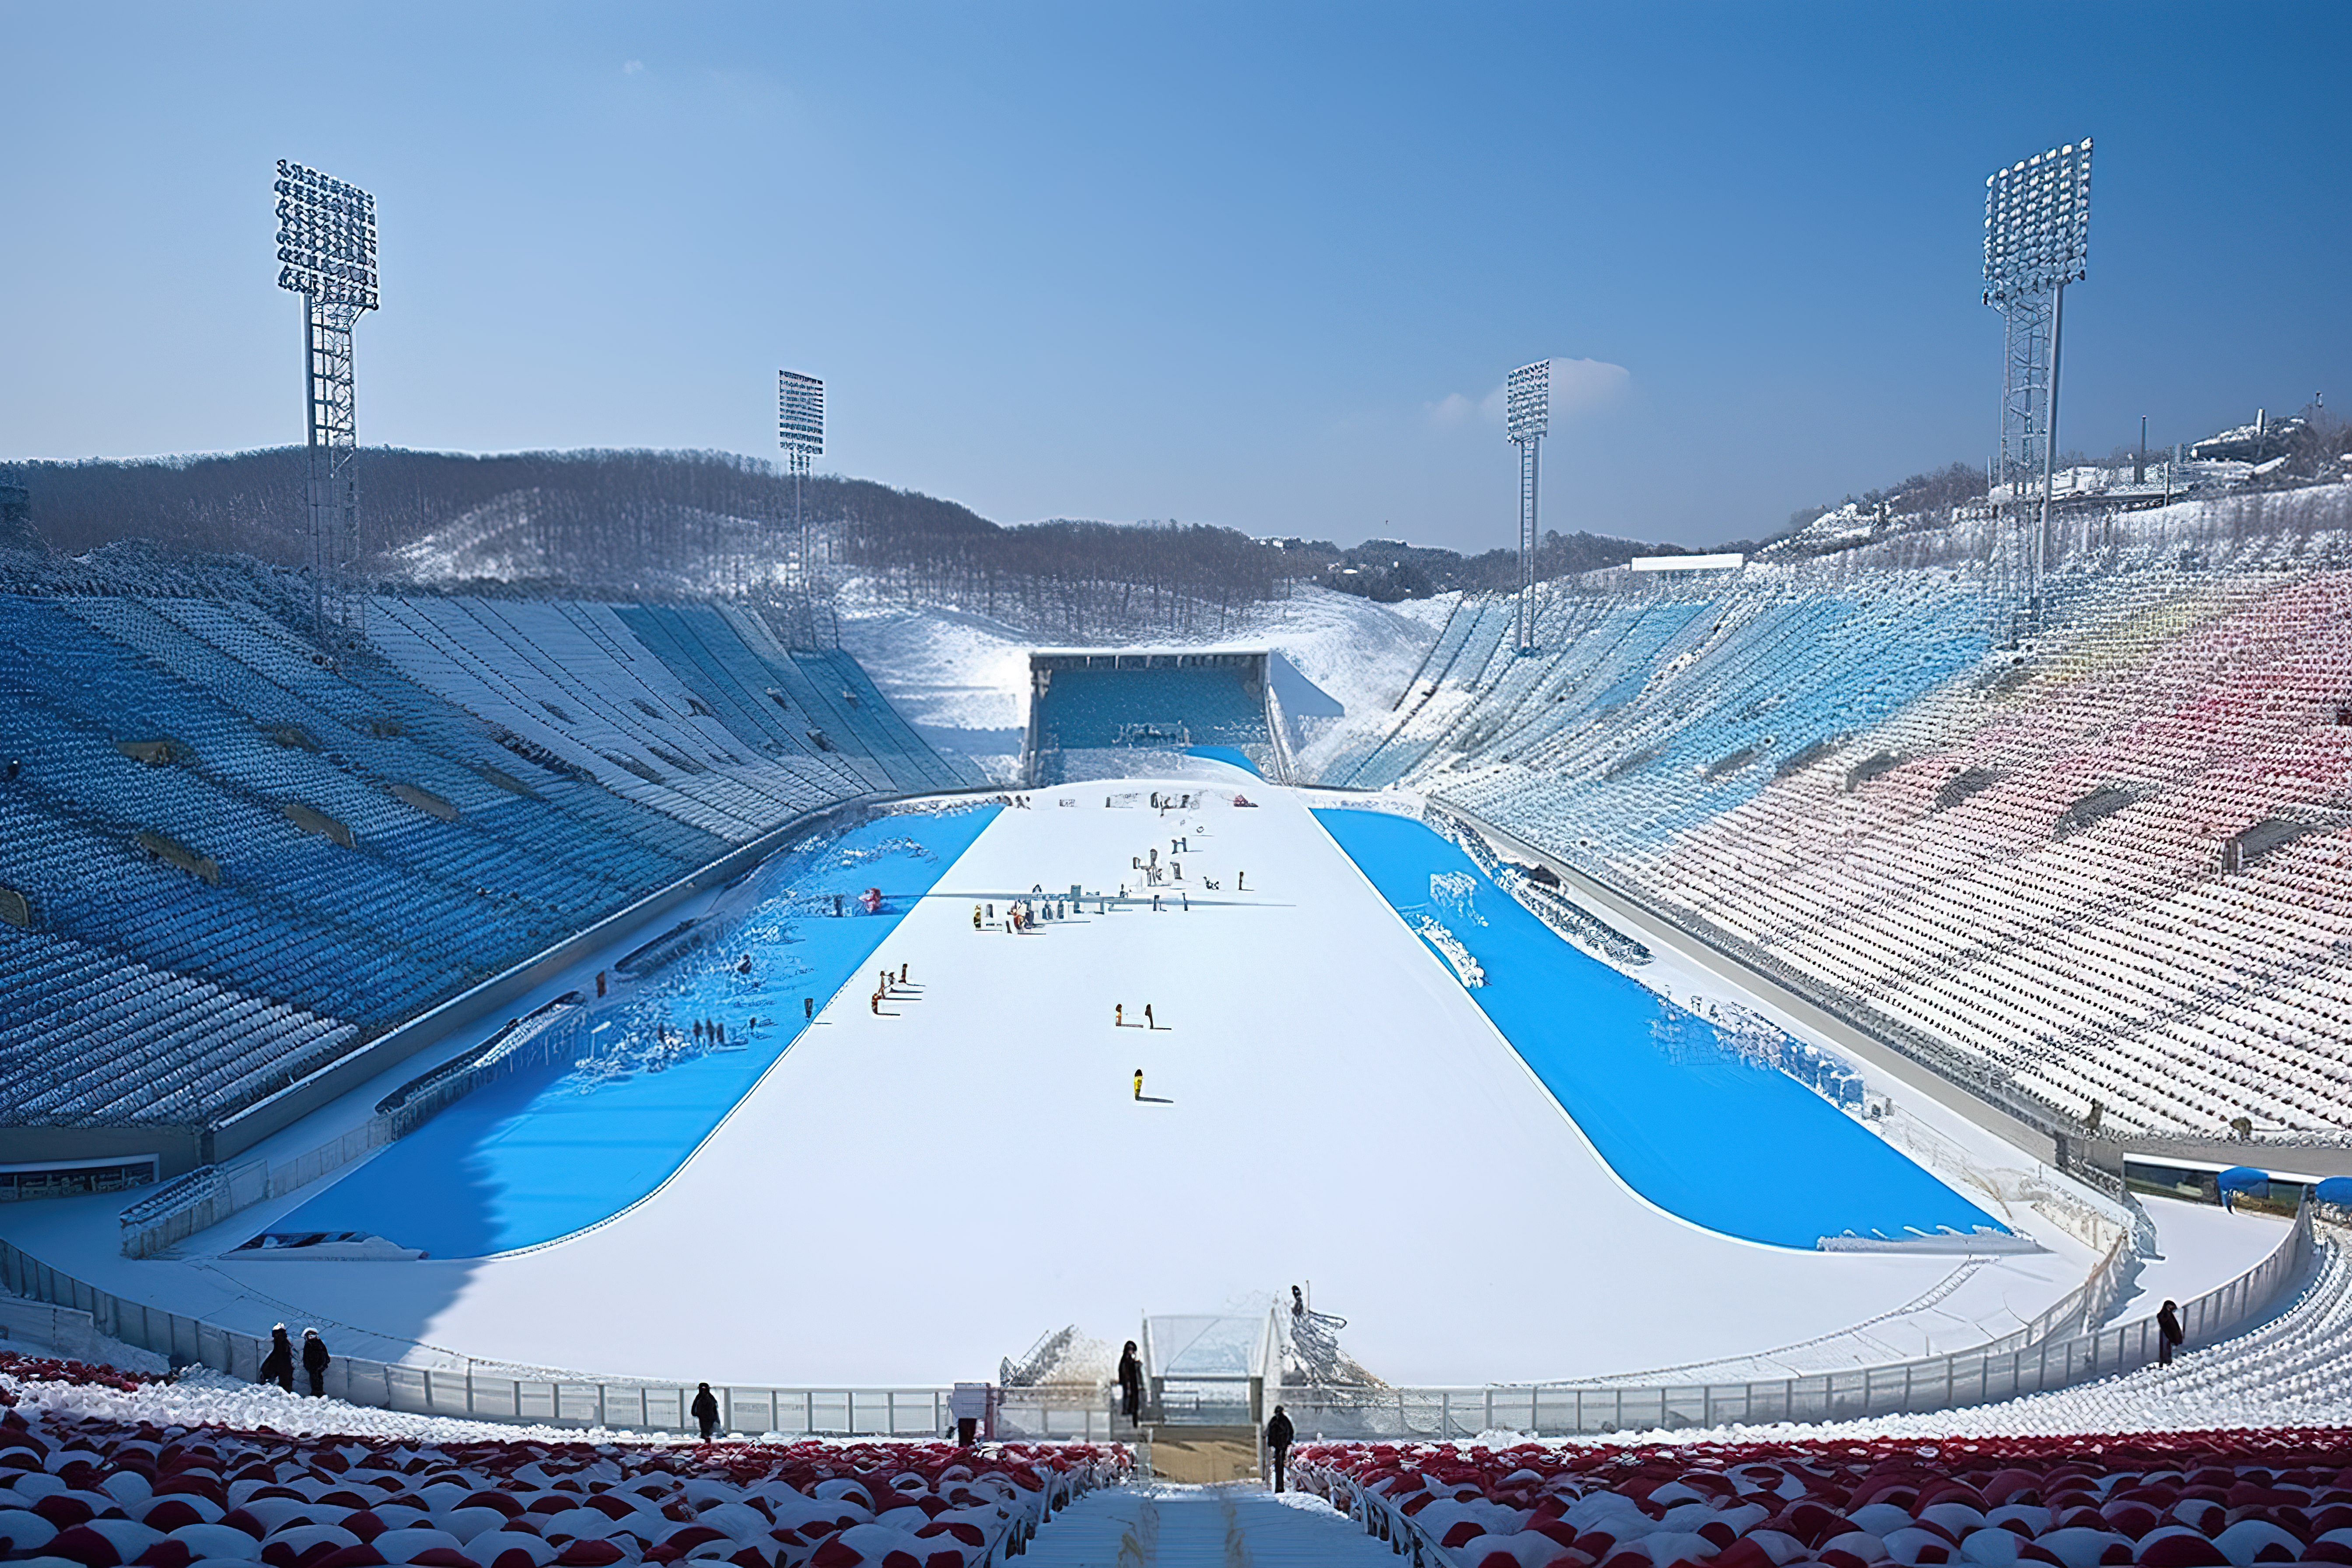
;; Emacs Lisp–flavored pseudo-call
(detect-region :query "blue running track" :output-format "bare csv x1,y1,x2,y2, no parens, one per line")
278,807,999,1257
1314,809,2003,1250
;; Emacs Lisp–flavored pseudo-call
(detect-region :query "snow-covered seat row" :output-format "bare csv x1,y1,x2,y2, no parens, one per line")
1295,1428,2352,1568
0,1360,1125,1568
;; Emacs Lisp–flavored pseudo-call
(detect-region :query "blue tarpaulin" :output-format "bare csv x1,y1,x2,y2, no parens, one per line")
2217,1165,2270,1194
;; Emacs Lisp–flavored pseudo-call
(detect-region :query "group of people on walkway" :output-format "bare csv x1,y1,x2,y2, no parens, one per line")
256,1324,331,1396
1113,1339,1295,1492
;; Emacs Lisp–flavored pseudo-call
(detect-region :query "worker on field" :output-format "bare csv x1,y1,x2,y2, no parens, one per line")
1115,1003,1124,1027
1133,1068,1144,1101
973,903,982,930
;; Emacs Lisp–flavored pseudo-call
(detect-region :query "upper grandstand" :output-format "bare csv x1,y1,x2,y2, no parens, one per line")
0,574,978,1164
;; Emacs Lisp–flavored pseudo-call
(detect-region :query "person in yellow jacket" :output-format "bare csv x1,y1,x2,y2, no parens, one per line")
1133,1068,1144,1101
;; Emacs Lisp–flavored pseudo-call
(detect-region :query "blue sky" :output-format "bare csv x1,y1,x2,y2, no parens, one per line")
2,3,2344,550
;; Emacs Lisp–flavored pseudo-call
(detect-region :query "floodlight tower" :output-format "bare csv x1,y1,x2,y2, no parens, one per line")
274,159,379,643
1506,360,1550,654
777,370,825,592
1982,138,2091,640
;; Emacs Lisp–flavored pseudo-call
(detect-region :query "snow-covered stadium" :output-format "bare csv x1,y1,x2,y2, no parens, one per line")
3,457,2352,1566
4,459,2351,1421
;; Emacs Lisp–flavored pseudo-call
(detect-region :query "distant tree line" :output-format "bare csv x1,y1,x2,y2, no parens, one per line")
10,446,1707,639
1278,531,1715,603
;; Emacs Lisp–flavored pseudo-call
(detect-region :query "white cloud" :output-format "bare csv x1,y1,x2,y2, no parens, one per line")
1427,391,1485,427
1550,356,1631,415
622,59,645,75
1425,357,1629,429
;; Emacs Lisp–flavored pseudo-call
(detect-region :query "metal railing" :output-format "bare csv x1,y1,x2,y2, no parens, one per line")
1291,1456,1453,1568
0,1206,2318,1444
2,1231,1122,1437
1274,1204,2316,1440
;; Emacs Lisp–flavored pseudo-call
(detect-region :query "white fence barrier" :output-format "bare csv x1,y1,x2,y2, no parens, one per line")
0,1212,2314,1442
3,1232,1119,1437
1275,1205,2315,1440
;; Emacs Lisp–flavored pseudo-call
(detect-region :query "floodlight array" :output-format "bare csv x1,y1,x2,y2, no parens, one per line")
1506,360,1550,444
274,160,378,311
778,371,825,457
1983,139,2091,307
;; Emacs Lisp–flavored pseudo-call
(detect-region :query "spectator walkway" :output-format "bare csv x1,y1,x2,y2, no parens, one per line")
1023,1485,1397,1568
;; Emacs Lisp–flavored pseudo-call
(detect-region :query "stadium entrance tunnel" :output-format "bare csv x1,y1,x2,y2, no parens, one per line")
1024,649,1284,785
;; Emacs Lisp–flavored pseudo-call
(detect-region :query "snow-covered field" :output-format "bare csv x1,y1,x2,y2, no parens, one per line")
1,783,2153,1393
834,585,1444,780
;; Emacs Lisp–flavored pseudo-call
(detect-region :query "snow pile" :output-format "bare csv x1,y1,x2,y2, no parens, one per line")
1416,916,1487,988
1293,1430,2352,1568
0,1367,1128,1568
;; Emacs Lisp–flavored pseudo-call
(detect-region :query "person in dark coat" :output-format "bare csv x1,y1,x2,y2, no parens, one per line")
1117,1340,1143,1423
1265,1404,1295,1493
258,1324,294,1391
691,1382,721,1441
2158,1299,2185,1366
301,1328,330,1396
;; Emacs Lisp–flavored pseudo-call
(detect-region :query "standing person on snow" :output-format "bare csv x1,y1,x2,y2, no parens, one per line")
259,1325,294,1391
2158,1299,2185,1365
301,1329,330,1396
1117,1341,1144,1423
1132,1068,1144,1100
1265,1404,1295,1492
691,1382,721,1441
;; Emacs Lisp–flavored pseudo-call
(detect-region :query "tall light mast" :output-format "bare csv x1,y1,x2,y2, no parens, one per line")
1506,359,1550,655
274,160,379,643
1983,138,2091,640
778,370,825,591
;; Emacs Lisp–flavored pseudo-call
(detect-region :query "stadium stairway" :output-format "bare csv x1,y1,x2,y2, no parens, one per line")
1021,1486,1398,1568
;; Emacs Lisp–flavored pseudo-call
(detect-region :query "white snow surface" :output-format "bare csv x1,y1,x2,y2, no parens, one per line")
5,784,2110,1392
